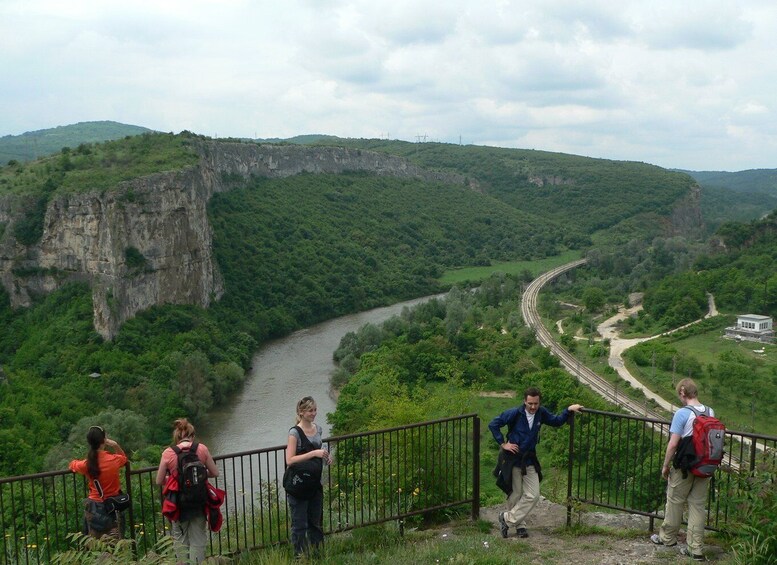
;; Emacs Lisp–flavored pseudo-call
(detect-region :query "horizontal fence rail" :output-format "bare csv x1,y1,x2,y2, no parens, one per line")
1,414,479,563
566,409,777,531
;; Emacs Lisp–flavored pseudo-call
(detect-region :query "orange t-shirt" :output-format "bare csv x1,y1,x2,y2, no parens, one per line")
69,451,128,501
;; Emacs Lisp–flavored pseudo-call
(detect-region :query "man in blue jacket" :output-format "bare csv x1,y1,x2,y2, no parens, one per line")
489,386,583,538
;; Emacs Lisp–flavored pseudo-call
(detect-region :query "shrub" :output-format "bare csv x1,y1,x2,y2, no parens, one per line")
52,532,176,564
725,459,777,565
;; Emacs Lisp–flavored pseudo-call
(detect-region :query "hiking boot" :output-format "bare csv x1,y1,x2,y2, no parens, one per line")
680,547,705,561
497,512,509,538
515,527,529,538
650,533,676,547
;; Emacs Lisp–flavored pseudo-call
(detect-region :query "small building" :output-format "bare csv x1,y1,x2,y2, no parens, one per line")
724,314,775,344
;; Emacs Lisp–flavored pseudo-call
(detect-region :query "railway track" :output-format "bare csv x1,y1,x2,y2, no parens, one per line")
521,259,666,420
521,259,758,473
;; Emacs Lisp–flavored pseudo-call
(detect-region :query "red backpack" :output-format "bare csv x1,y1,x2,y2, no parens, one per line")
673,405,725,478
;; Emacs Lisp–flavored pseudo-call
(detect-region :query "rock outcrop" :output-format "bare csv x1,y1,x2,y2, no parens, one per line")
669,183,704,238
0,142,468,338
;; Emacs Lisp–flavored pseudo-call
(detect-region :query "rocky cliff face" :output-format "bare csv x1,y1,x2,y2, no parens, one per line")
669,183,704,238
0,142,468,338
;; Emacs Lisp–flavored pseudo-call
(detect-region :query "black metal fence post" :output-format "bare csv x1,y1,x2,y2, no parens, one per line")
471,416,480,521
1,414,485,561
566,411,575,528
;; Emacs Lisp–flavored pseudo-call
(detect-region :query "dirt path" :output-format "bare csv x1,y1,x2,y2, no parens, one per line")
597,294,720,415
477,499,728,563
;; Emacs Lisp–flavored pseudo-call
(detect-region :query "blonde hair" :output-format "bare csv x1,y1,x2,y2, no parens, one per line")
676,378,698,400
172,418,195,444
295,396,316,424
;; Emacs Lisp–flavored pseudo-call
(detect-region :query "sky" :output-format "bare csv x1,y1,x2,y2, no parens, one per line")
2,0,776,172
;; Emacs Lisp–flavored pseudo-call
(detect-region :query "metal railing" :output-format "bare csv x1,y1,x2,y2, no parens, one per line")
6,407,773,563
566,409,777,531
1,414,480,563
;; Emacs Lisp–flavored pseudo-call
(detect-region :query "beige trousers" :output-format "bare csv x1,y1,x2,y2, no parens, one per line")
503,465,540,528
659,468,710,554
171,514,208,564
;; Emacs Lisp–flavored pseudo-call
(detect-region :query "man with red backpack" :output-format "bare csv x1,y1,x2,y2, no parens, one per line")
651,378,724,562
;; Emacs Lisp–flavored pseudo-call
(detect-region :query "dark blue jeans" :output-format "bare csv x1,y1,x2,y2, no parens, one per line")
287,488,324,557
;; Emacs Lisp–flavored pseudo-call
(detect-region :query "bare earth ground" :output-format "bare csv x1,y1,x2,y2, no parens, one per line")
442,499,729,564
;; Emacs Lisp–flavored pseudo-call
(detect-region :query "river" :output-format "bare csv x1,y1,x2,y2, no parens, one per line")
199,294,443,455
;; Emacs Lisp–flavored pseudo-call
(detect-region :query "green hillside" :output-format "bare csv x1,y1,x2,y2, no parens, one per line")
679,168,777,231
685,168,777,194
644,211,777,324
0,120,153,164
313,139,695,240
700,185,777,232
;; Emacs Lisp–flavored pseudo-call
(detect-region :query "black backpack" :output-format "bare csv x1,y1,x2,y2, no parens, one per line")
172,441,208,519
282,426,323,500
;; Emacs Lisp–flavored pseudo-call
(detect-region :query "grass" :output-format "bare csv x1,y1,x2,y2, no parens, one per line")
234,517,736,564
235,520,516,564
625,333,777,435
233,519,612,565
0,133,199,196
439,250,582,285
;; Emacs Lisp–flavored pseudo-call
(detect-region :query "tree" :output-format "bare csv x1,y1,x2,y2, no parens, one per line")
43,408,149,470
582,287,606,312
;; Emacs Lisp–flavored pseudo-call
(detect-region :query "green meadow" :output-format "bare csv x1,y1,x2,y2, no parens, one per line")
439,250,582,285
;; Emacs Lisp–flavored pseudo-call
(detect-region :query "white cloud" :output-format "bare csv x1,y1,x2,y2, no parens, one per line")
1,0,777,170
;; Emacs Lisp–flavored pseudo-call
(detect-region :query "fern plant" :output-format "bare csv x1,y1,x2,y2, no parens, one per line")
52,532,176,564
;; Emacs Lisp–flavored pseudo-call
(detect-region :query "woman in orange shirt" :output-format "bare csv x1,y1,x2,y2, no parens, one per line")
69,426,127,538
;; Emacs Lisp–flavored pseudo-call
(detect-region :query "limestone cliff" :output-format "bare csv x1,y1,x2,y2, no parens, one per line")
669,183,704,238
0,142,468,339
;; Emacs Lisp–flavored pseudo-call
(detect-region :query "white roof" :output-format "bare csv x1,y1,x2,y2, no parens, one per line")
738,314,771,321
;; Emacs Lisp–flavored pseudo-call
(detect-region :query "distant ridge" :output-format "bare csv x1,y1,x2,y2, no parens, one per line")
252,134,338,145
679,168,777,194
0,120,154,164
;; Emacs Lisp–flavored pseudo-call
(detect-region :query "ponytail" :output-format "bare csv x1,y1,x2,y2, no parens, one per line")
86,426,106,479
295,396,316,425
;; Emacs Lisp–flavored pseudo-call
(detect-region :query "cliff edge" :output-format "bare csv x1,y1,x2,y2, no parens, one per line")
0,141,468,339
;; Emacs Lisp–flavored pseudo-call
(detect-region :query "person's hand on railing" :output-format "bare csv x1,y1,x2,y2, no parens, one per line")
568,404,584,413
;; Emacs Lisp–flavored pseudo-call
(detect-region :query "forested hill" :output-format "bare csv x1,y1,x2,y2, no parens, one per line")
685,168,777,194
641,210,777,329
0,132,699,475
311,138,699,240
0,121,153,164
680,168,777,231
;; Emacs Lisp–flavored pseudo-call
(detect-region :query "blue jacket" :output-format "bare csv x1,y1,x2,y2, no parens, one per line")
488,404,570,466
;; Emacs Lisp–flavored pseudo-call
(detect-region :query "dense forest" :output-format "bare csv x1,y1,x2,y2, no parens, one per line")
642,211,777,326
684,168,777,233
329,273,611,435
543,210,777,330
314,138,695,241
208,172,567,339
